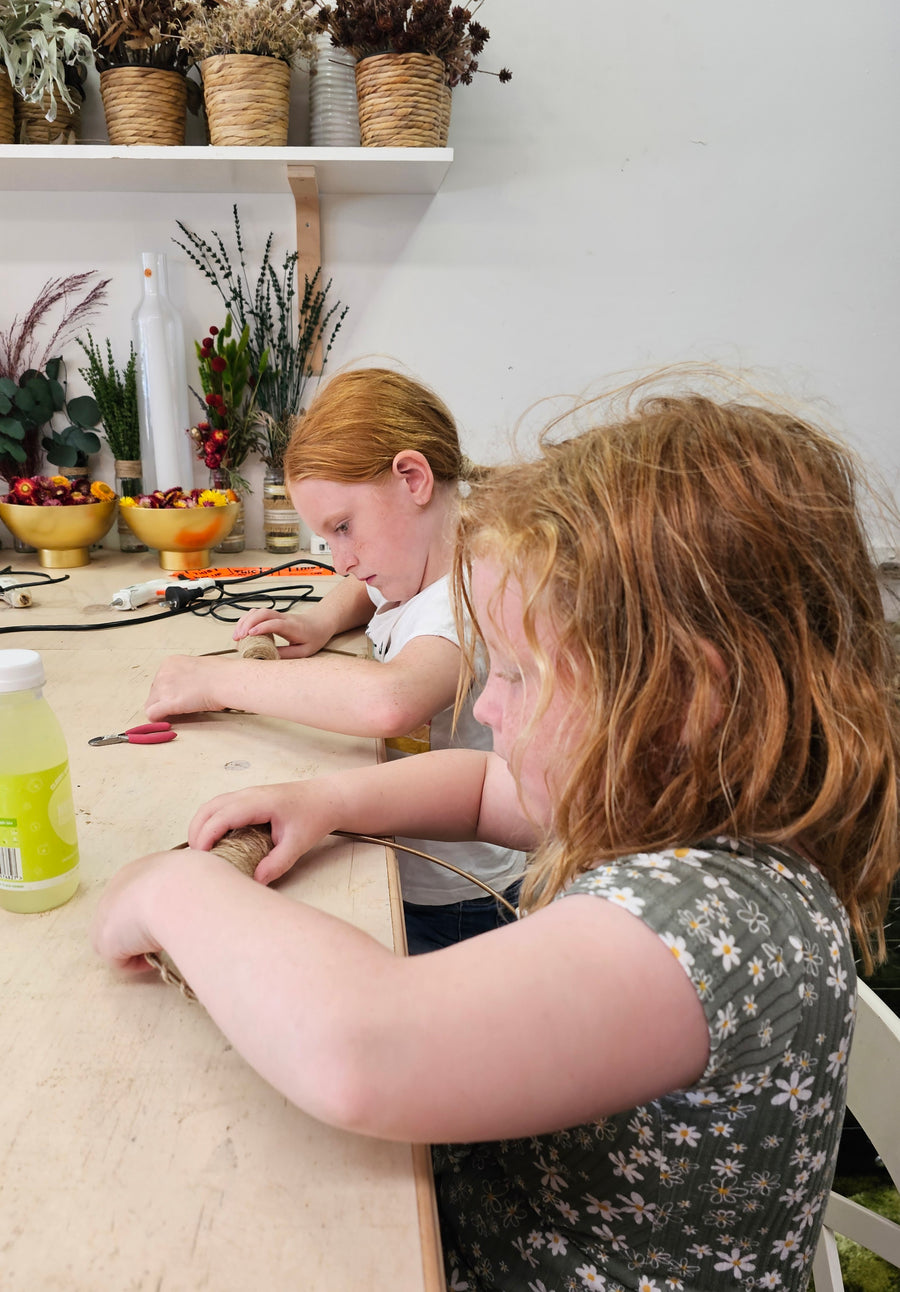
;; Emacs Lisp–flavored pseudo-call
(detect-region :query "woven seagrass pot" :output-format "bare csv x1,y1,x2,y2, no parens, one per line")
355,52,444,147
0,71,13,144
200,54,291,147
100,67,187,145
15,92,80,145
438,81,451,146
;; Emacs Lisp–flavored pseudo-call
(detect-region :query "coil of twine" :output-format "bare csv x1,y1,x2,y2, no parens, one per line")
146,824,275,1000
100,68,187,146
237,632,280,661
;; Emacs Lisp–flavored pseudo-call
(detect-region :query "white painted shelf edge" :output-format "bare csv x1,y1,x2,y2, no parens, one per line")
0,144,453,196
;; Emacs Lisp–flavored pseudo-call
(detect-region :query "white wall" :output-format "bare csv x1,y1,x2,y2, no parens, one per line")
2,0,898,549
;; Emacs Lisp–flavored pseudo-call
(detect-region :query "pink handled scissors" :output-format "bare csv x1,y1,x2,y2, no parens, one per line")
88,722,177,747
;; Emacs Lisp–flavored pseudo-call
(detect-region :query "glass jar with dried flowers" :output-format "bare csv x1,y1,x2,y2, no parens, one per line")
316,0,511,147
179,0,319,147
174,205,348,553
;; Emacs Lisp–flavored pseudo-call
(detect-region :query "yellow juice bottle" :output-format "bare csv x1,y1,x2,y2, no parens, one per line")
0,649,79,914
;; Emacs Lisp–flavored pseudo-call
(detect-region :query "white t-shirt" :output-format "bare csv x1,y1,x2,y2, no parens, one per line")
366,577,524,905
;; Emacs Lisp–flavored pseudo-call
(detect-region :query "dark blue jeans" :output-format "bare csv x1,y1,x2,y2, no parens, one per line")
403,881,522,955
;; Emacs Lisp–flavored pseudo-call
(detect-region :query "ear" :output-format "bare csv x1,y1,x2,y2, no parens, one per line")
391,450,435,506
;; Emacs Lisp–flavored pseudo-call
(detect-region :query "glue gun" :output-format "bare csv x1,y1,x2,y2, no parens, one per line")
109,577,216,610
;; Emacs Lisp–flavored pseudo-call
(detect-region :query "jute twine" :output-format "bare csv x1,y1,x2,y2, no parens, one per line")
15,93,80,145
355,53,444,147
0,73,14,145
200,55,291,147
100,68,187,146
237,632,280,661
114,460,142,479
146,824,275,1001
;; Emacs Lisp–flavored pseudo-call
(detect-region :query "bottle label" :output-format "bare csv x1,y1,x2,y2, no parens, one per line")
0,761,79,890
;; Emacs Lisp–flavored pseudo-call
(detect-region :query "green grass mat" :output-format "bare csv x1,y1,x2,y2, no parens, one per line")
812,1171,900,1292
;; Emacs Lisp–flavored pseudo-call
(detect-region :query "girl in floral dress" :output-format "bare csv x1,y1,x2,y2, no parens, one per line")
94,378,900,1291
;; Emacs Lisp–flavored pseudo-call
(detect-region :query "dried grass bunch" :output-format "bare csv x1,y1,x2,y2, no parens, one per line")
179,0,319,63
316,0,510,86
76,0,194,72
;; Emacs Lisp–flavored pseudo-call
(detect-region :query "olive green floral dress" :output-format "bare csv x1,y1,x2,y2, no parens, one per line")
433,839,856,1292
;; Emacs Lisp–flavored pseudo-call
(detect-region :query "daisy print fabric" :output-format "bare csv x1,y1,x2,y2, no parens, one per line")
433,840,856,1291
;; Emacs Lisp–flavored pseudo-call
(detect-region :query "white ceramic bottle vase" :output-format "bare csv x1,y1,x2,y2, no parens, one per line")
133,252,193,494
309,33,360,146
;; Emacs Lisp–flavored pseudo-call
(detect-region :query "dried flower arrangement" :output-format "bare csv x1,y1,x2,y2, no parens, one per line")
0,0,94,119
75,0,193,73
174,206,348,469
2,475,114,505
0,271,109,481
120,485,232,508
187,315,266,492
187,419,228,471
178,0,319,62
315,0,511,86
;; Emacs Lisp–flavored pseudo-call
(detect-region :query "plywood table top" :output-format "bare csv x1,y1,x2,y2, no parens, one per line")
0,550,443,1291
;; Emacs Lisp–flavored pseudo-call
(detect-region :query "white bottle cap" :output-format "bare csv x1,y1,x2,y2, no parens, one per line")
0,648,45,693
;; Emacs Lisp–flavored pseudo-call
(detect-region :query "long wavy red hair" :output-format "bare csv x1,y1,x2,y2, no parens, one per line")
453,386,900,970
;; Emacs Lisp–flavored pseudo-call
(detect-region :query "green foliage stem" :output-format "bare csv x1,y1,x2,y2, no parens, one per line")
77,333,140,462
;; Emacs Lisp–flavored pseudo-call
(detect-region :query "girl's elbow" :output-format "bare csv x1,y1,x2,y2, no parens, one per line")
369,696,431,740
301,1037,390,1136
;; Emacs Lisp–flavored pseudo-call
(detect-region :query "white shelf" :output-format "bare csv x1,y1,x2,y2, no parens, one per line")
0,144,453,196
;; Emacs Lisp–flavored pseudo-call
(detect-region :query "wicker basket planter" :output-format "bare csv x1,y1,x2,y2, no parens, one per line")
355,52,444,147
0,72,13,144
15,92,80,145
99,67,187,146
200,54,291,147
438,81,451,146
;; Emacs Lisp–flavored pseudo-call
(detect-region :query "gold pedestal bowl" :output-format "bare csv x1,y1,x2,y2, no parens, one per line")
119,502,239,570
0,500,117,568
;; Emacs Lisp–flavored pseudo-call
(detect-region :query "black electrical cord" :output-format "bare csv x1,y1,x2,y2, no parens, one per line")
0,566,71,591
0,557,334,635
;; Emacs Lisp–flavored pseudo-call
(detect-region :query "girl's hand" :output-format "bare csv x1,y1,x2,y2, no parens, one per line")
91,850,184,971
145,654,229,720
232,608,333,659
188,781,340,884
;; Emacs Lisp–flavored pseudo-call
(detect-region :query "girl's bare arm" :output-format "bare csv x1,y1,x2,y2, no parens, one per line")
145,634,462,736
92,851,709,1145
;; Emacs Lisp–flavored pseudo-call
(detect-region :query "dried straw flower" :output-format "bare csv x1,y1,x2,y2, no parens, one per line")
179,0,319,63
